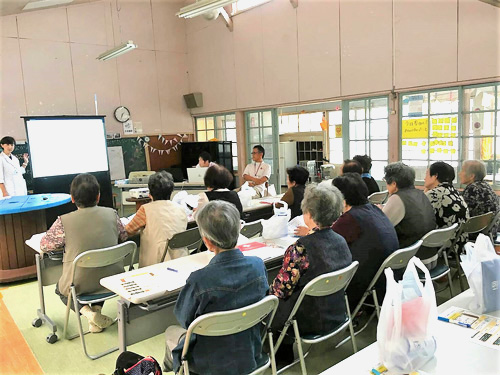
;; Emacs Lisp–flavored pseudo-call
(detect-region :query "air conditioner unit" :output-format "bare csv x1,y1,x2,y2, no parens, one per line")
96,41,137,61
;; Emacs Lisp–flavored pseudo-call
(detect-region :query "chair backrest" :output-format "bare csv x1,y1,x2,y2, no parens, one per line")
72,241,137,275
240,220,263,239
368,190,389,205
286,261,359,324
364,240,422,293
180,295,279,361
482,210,500,235
462,212,494,234
420,223,459,248
168,228,202,254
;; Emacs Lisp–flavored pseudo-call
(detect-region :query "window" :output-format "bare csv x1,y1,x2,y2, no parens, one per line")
195,113,238,171
278,112,323,134
327,109,343,164
462,84,499,184
400,84,500,185
348,97,389,180
401,89,459,181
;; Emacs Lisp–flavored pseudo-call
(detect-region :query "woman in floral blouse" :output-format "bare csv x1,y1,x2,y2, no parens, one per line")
459,160,500,239
424,161,469,254
269,184,352,363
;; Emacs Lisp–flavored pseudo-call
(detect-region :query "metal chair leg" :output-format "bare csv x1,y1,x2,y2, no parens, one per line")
372,290,381,319
443,253,455,298
268,330,277,375
292,320,307,375
63,291,72,340
344,294,357,353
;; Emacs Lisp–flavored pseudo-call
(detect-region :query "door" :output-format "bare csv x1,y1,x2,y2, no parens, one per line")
245,109,280,193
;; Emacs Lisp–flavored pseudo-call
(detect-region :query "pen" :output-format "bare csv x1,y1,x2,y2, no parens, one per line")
167,267,178,273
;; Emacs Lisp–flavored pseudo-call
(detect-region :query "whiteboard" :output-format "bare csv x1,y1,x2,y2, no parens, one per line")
107,146,126,181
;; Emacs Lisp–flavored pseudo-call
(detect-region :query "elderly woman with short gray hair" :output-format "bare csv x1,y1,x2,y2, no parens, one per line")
270,184,352,361
382,162,436,250
164,200,269,375
459,160,500,238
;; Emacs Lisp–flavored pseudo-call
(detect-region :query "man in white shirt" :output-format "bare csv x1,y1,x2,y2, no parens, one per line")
195,151,216,168
242,145,271,197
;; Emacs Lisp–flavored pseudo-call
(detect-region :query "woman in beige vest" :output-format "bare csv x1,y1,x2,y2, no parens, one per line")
40,174,128,333
125,171,188,267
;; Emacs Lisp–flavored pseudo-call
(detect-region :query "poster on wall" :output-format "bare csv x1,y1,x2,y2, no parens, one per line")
402,118,428,139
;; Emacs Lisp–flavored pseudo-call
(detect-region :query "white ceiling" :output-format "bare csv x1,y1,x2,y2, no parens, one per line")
0,0,101,17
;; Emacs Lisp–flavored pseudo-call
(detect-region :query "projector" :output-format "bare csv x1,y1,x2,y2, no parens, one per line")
129,188,150,199
128,171,155,184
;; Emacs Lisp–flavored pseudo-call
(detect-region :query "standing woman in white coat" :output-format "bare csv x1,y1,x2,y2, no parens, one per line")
0,136,28,196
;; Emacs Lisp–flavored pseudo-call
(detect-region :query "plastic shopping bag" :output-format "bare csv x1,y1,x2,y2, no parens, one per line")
238,182,255,207
461,234,500,313
377,257,437,374
262,201,291,240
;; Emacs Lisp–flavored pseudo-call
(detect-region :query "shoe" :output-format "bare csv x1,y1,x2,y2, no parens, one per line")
79,305,113,329
88,321,103,333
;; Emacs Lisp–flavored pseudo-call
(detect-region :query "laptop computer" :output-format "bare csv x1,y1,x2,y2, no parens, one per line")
187,167,207,184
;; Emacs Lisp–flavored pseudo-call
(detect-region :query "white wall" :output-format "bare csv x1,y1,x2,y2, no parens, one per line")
0,0,193,140
186,0,500,115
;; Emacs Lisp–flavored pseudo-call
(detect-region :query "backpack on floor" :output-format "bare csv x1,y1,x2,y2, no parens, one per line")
114,351,162,375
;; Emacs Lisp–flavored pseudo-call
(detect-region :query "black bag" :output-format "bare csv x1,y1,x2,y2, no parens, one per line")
114,351,162,375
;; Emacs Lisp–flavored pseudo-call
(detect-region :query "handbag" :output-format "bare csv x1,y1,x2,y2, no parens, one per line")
377,257,437,374
461,234,500,313
261,201,291,240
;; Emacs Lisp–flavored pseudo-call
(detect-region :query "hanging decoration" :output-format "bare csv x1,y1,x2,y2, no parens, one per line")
137,134,188,154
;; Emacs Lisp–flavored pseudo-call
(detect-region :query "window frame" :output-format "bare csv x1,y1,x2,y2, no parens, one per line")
195,112,238,171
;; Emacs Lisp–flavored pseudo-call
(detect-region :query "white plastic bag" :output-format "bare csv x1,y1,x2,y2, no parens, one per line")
377,257,437,374
172,190,195,216
238,186,255,208
461,234,500,313
262,201,291,240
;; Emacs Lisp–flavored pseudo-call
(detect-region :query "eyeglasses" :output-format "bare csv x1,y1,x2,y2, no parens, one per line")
251,152,261,155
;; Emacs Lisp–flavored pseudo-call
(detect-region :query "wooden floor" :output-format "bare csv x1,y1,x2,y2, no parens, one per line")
0,291,43,375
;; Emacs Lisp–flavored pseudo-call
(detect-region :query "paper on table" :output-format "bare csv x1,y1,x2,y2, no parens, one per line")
25,232,46,253
288,215,305,236
242,246,286,261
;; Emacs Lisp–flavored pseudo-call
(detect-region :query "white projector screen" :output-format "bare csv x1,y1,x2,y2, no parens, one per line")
26,117,109,178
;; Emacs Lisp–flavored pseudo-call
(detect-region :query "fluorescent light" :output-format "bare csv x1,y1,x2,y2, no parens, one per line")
96,41,137,61
176,0,235,19
23,0,73,11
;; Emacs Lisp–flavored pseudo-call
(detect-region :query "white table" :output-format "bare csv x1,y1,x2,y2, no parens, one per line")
320,289,500,375
101,235,296,352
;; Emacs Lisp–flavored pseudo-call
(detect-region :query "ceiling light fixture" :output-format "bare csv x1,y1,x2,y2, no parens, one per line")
23,0,73,11
176,0,235,19
96,41,137,61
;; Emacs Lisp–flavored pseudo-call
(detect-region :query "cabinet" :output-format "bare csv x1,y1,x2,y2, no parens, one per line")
296,141,324,175
279,142,298,186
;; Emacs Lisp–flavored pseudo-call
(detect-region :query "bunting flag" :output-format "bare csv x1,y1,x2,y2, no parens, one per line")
137,135,187,155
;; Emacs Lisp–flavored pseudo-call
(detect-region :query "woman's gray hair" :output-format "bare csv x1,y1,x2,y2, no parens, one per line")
196,200,240,250
384,162,415,188
300,184,343,227
462,160,486,182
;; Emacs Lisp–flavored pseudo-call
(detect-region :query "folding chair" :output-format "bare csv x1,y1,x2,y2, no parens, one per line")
336,240,422,349
483,210,500,243
63,241,137,360
161,228,202,262
367,190,388,205
178,295,280,375
449,212,494,291
419,223,459,298
241,220,264,238
274,261,360,375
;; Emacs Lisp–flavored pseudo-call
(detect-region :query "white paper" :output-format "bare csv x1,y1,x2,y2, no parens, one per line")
25,232,46,253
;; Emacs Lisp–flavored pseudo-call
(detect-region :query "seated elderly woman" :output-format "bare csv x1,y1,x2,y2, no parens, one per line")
459,160,500,238
40,174,128,333
424,161,469,253
196,164,242,217
270,184,352,360
382,162,436,252
126,171,188,267
164,201,268,375
277,165,309,219
332,173,399,310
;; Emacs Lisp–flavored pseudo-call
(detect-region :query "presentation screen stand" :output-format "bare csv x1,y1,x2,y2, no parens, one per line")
23,116,113,227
